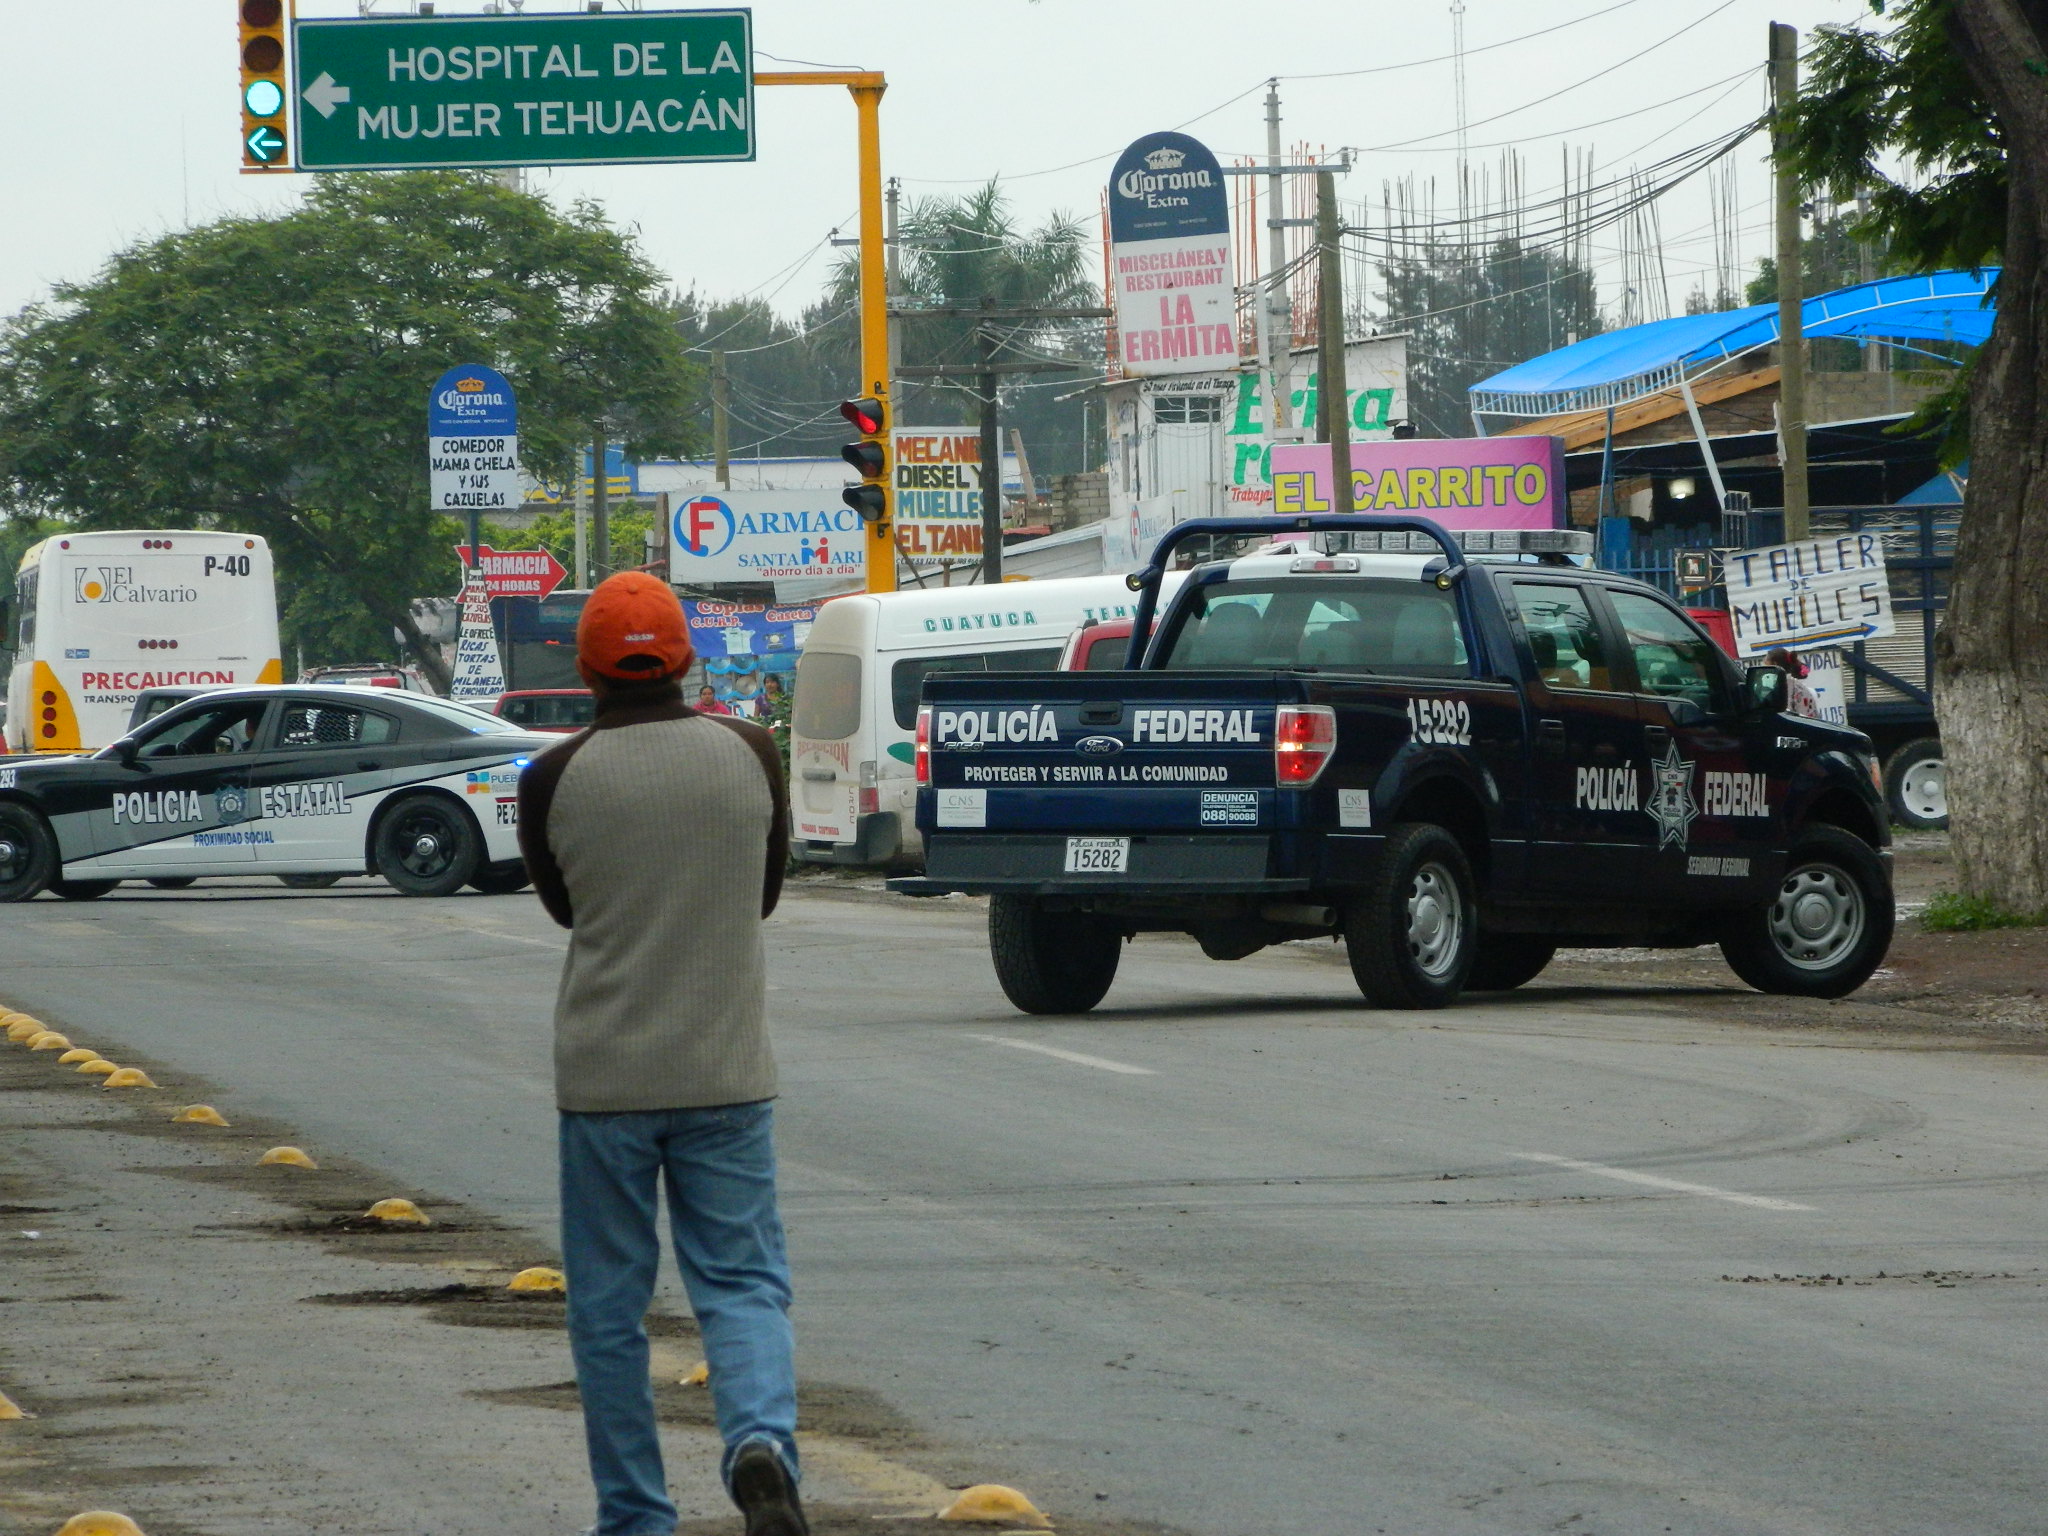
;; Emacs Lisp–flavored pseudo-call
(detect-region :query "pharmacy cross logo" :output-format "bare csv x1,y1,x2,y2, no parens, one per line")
1647,739,1699,850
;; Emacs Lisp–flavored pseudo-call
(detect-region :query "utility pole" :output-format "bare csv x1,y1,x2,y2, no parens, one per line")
1316,169,1354,515
978,321,1003,585
1771,20,1809,541
573,456,589,590
1856,185,1886,373
885,176,903,380
711,350,731,489
590,423,610,583
1264,79,1294,435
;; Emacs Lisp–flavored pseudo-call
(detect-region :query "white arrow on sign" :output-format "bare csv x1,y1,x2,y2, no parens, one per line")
302,72,351,119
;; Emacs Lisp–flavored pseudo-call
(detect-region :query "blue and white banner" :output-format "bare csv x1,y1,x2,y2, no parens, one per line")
429,364,521,514
670,489,866,584
1108,131,1237,378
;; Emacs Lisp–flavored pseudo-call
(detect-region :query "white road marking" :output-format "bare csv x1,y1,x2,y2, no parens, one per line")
967,1034,1155,1076
1513,1152,1814,1212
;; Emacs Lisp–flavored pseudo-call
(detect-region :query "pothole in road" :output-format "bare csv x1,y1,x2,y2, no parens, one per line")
1721,1268,2041,1287
308,1281,699,1338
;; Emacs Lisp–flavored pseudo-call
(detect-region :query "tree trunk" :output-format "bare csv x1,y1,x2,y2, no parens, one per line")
1935,0,2048,912
390,597,453,695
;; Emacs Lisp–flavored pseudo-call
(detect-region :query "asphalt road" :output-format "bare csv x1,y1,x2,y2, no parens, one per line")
6,878,2047,1535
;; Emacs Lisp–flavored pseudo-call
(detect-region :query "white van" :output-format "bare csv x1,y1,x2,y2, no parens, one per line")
790,573,1184,866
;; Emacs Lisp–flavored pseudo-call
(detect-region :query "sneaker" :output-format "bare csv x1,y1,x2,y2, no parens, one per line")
730,1439,809,1536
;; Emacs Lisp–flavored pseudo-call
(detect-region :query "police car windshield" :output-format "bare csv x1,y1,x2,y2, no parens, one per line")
400,695,525,734
1160,577,1468,679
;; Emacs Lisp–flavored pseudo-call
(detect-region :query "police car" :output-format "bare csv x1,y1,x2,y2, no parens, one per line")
0,685,555,901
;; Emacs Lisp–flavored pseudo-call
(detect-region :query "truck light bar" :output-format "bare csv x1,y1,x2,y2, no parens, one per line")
1334,528,1593,556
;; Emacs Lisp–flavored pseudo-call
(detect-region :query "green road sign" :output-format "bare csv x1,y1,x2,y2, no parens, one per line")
290,8,753,171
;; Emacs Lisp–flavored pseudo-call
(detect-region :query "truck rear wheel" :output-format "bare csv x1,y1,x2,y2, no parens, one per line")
1883,738,1947,830
988,894,1122,1015
1465,933,1556,992
1718,826,1893,998
1344,823,1476,1009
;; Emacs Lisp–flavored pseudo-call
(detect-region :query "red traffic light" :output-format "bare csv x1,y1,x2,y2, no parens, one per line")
841,442,885,477
839,397,885,436
842,485,888,524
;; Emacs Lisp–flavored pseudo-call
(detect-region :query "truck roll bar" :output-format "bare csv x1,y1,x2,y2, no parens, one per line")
1120,514,1471,669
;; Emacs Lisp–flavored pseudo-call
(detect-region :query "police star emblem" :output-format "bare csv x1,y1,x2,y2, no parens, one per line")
215,783,249,826
1647,739,1698,849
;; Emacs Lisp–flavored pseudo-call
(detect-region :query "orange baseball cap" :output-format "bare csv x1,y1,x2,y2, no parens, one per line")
576,572,694,680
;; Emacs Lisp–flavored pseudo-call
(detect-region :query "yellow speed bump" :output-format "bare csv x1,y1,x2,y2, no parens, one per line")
5,1017,44,1041
680,1360,710,1386
52,1514,148,1536
260,1146,318,1169
27,1032,72,1051
507,1266,565,1293
100,1068,158,1089
364,1198,430,1226
57,1048,100,1065
937,1486,1052,1528
172,1105,230,1127
0,1388,29,1420
77,1059,119,1077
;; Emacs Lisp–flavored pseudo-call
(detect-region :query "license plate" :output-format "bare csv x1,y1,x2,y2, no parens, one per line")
1064,836,1129,874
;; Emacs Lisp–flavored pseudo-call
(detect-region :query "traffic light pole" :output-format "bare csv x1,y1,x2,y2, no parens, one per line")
757,71,896,593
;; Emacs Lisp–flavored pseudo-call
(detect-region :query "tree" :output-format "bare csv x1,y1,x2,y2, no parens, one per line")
669,291,860,462
1377,236,1603,437
0,172,698,688
1784,0,2047,914
828,182,1103,475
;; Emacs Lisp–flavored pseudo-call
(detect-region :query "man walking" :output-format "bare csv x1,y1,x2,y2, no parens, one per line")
518,571,807,1536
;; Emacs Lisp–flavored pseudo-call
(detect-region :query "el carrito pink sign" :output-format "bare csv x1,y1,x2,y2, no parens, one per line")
1268,438,1565,529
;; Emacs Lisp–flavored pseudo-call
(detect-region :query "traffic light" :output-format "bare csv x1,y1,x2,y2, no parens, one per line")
239,0,290,172
840,396,888,524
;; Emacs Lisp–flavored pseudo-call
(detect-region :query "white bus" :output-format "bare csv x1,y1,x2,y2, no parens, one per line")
7,530,282,754
789,572,1184,867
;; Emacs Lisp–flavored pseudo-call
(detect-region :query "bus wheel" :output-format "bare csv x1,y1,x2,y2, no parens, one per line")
988,894,1122,1014
374,794,481,898
1344,823,1476,1009
0,804,58,903
51,880,119,901
146,877,198,890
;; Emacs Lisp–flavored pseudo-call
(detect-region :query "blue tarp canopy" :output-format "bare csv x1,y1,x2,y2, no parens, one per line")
1469,269,1998,422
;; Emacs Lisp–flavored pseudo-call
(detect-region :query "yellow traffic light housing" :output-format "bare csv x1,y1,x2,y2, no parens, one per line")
240,0,290,172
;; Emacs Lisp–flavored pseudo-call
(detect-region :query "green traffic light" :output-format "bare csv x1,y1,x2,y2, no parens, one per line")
244,79,285,118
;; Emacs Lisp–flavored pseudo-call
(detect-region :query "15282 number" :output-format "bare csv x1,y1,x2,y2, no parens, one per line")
1406,696,1472,747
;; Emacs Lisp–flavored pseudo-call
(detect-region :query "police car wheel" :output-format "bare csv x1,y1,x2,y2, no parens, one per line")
374,794,482,898
0,803,58,903
1718,826,1893,999
468,861,531,896
1465,933,1556,992
988,893,1122,1014
51,880,119,901
1345,823,1476,1010
1883,738,1948,830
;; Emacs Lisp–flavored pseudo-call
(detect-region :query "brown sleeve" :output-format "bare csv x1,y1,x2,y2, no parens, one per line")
704,715,789,919
517,733,590,930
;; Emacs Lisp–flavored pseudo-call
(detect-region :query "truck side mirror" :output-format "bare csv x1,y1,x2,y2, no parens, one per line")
1745,665,1790,715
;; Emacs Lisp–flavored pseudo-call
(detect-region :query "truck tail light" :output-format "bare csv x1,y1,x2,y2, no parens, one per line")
1274,705,1336,786
914,707,932,786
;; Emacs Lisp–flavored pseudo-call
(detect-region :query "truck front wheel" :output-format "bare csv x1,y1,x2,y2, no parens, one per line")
1345,823,1477,1009
988,894,1122,1015
1718,826,1893,998
1883,738,1947,830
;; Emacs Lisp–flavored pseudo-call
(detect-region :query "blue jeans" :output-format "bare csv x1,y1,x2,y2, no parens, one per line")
559,1100,798,1536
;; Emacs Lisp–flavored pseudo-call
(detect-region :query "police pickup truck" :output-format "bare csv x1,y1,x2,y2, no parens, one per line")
891,515,1894,1014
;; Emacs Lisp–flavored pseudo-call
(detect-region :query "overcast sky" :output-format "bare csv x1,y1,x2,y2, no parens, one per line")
1,0,1862,327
